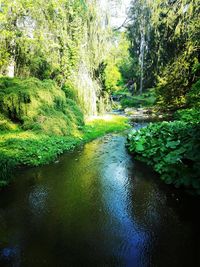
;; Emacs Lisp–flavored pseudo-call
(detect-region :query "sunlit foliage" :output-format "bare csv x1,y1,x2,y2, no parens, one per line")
0,0,113,114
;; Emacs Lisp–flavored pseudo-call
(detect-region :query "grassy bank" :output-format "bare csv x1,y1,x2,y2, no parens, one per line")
0,115,129,187
0,77,129,187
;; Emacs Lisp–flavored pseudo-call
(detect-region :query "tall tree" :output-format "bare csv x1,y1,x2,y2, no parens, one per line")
127,0,200,108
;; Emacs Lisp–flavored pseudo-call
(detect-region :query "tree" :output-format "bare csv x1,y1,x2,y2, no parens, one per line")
127,0,200,108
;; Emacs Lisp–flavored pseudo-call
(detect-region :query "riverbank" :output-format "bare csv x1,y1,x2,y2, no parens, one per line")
0,115,129,187
1,130,199,266
127,118,200,195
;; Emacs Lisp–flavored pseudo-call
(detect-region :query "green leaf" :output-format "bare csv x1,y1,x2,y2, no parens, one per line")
166,140,180,148
136,142,144,151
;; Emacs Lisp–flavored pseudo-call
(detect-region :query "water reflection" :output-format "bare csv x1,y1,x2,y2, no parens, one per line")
0,134,199,267
29,186,49,217
0,246,21,267
99,137,150,267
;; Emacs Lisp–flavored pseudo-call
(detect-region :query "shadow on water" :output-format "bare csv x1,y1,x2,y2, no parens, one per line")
0,132,200,267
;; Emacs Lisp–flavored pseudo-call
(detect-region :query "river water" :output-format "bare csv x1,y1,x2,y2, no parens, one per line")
0,132,200,267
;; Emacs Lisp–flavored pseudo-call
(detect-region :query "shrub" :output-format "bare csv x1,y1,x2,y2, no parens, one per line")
62,82,78,102
121,97,139,108
175,108,200,123
65,99,84,126
127,121,200,193
104,64,122,92
186,79,200,107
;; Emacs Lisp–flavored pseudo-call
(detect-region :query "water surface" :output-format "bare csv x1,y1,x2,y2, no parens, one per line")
0,133,199,267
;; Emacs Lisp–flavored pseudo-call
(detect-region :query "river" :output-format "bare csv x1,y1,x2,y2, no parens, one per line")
0,131,200,267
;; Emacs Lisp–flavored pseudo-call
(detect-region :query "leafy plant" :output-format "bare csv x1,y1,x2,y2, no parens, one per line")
127,121,200,193
175,108,200,123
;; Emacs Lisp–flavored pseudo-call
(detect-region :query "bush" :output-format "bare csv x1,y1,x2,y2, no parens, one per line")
104,64,122,92
121,97,138,108
66,99,84,126
127,121,200,193
187,79,200,107
175,108,200,123
62,82,78,102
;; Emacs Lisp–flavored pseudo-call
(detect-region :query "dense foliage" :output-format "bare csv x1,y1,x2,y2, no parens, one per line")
0,0,87,79
127,0,200,107
95,32,132,94
0,77,84,135
120,89,156,108
126,0,200,193
128,120,200,193
0,0,113,114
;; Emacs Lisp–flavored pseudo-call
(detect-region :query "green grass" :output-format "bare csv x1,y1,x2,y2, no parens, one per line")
0,115,129,187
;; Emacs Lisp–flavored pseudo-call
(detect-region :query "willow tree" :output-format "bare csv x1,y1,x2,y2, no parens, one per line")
0,0,114,114
0,0,87,79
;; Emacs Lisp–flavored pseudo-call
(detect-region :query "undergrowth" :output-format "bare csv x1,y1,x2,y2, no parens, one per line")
127,120,200,194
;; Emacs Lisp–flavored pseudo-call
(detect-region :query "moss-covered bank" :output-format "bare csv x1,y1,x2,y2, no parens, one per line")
0,77,84,135
0,115,129,187
0,77,129,187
